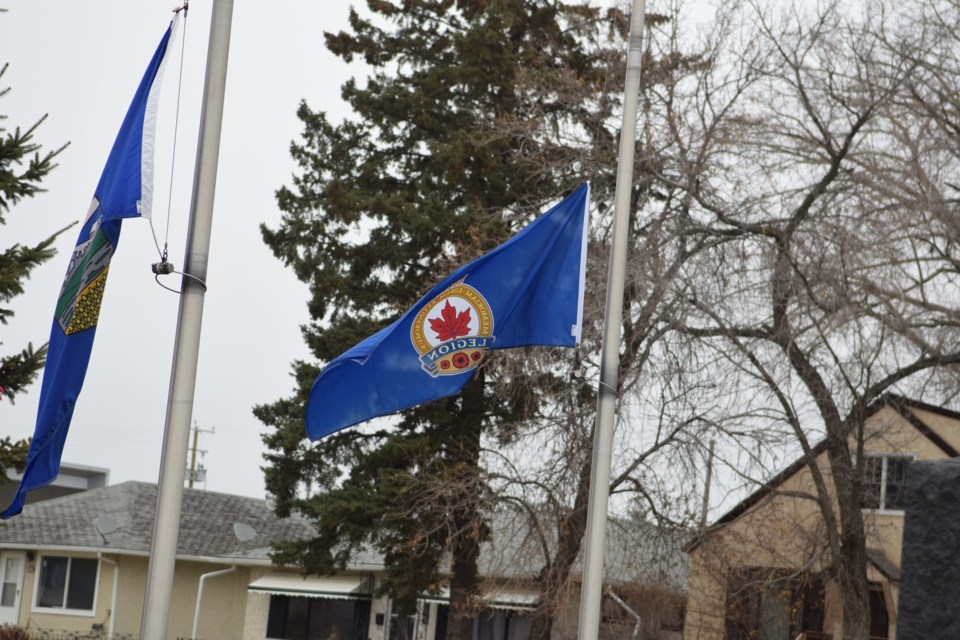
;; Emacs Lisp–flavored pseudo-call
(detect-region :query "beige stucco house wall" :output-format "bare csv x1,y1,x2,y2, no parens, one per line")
8,550,264,640
2,546,386,640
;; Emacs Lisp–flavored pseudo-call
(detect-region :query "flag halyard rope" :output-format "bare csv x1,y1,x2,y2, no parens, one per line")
150,1,207,295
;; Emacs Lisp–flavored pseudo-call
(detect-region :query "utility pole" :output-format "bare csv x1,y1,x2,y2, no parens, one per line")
187,421,214,488
700,439,715,530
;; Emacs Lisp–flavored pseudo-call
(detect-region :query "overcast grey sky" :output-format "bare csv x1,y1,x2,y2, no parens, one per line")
1,1,362,498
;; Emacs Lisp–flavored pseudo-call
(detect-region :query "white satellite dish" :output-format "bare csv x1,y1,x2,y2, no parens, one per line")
94,516,120,536
233,522,257,543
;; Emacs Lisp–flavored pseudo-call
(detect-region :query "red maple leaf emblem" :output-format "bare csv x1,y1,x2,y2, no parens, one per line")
429,301,472,342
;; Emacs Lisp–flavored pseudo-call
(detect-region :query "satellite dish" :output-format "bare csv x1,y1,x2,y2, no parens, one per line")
94,516,120,536
233,522,257,543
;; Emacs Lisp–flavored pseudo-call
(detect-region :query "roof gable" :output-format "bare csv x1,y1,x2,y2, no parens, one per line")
688,395,960,550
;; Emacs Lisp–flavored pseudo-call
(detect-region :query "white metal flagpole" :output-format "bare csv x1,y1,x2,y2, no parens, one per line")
577,1,646,639
139,1,234,638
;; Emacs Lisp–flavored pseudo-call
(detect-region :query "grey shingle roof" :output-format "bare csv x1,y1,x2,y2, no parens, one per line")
866,547,901,582
0,481,316,561
0,482,687,590
477,507,688,591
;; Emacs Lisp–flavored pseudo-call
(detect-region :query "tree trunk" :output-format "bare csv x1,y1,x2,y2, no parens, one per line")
529,437,593,640
837,538,872,640
447,372,486,640
825,439,872,640
449,511,482,640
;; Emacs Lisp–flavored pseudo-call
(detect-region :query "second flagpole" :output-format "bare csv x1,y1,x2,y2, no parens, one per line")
577,1,646,639
139,1,234,638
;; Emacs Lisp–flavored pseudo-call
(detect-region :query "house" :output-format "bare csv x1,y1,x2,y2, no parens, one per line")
0,462,110,507
682,396,960,640
470,510,687,640
0,479,687,640
0,481,324,640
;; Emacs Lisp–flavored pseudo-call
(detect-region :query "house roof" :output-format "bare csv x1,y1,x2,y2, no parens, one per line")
866,548,901,582
0,481,318,563
479,507,688,592
686,395,960,551
0,462,110,509
0,480,687,592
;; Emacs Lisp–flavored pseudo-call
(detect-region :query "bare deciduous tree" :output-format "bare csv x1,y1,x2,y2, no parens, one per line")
648,1,960,638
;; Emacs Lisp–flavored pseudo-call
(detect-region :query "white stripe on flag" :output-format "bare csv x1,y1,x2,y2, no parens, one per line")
139,13,181,219
572,182,591,343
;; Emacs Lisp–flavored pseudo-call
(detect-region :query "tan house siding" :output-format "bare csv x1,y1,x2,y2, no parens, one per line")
243,591,271,640
11,552,256,640
901,406,960,454
113,556,148,637
173,561,252,640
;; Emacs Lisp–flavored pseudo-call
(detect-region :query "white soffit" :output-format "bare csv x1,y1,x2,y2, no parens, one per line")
248,573,371,600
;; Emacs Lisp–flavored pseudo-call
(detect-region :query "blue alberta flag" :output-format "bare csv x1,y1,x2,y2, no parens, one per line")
307,184,591,439
2,18,180,518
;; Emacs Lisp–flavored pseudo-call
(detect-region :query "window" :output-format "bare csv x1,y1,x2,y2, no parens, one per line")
725,569,824,640
389,612,416,640
661,604,686,633
869,586,890,639
434,605,532,640
1,555,23,607
862,455,912,511
266,596,371,640
35,556,98,612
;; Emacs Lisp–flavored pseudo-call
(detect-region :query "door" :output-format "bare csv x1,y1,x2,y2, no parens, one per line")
0,552,25,626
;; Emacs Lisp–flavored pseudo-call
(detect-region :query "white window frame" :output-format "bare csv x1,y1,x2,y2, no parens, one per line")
31,554,100,617
861,453,915,514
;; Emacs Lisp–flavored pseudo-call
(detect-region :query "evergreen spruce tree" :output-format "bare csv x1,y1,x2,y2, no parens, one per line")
0,57,67,480
256,1,630,638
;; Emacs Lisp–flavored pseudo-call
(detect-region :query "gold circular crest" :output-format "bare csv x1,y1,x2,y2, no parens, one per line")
411,282,495,377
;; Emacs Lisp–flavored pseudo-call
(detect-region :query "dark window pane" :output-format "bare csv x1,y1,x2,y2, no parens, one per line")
37,556,68,608
861,457,883,509
331,600,361,639
436,605,449,640
869,587,890,638
505,614,532,640
66,558,97,610
267,596,289,639
661,605,685,633
885,458,909,510
725,570,761,640
475,611,497,640
286,597,310,639
798,576,825,633
389,613,415,640
759,587,791,640
352,600,371,640
310,599,363,640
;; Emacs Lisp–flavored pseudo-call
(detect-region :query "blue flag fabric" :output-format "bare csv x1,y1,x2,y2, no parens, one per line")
2,19,179,518
307,184,591,439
